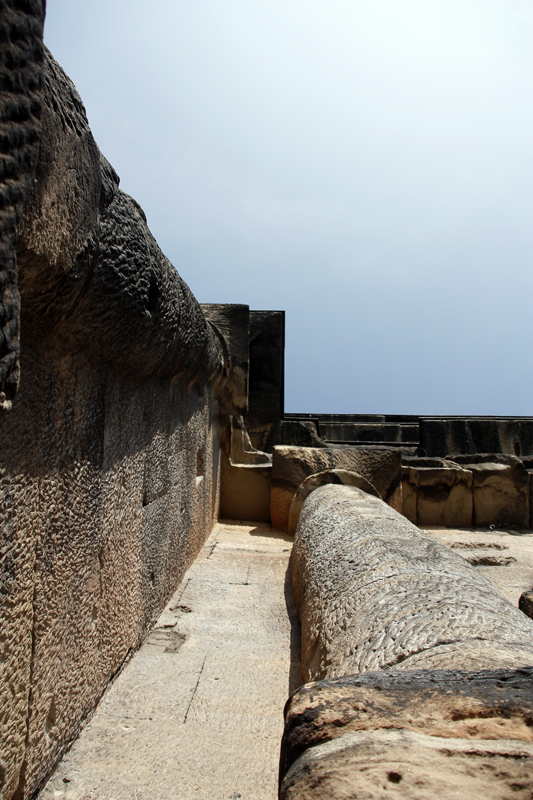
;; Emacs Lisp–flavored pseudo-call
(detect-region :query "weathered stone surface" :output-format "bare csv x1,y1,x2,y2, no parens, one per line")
401,459,473,527
288,469,380,535
280,668,533,800
17,50,227,387
420,417,533,457
1,358,222,800
450,454,529,528
0,48,240,800
271,446,401,531
201,304,250,416
37,523,298,800
0,0,45,408
292,485,533,683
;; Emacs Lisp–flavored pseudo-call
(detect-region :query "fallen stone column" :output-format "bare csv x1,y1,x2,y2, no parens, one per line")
292,484,533,682
283,485,533,798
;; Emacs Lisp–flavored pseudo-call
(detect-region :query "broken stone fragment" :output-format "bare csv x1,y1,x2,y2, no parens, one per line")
280,668,533,800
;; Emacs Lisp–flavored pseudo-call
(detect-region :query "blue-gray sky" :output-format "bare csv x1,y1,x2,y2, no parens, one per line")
43,0,533,415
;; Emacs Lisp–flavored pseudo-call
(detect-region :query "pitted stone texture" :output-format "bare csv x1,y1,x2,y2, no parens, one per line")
37,523,298,800
271,446,401,532
1,46,237,800
282,730,533,800
280,668,533,800
292,484,533,683
280,669,533,800
0,0,45,406
1,347,221,800
17,50,227,387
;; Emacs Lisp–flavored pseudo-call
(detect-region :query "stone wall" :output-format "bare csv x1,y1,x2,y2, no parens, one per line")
0,44,246,800
402,454,530,528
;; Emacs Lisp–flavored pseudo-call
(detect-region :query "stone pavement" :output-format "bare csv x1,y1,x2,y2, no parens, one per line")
421,526,533,607
39,522,299,800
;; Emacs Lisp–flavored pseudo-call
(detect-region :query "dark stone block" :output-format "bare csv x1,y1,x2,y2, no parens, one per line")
421,417,533,458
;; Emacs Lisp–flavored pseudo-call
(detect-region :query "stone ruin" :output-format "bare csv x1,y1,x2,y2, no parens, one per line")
2,4,533,798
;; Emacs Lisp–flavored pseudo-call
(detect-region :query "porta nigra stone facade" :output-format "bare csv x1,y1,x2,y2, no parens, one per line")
2,4,533,800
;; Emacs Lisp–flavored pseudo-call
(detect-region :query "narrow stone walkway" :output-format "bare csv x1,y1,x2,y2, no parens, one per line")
39,522,299,800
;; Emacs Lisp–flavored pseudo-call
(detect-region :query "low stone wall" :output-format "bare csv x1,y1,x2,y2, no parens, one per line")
402,455,530,528
420,417,533,457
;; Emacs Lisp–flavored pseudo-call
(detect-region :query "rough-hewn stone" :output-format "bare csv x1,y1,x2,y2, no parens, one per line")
292,484,533,683
17,50,227,387
401,459,473,527
271,446,402,531
0,0,45,408
0,48,242,800
280,668,533,800
450,454,529,528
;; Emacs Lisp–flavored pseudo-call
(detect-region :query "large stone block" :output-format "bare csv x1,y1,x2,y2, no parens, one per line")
220,457,271,523
401,459,473,527
451,454,529,528
420,417,533,457
280,668,533,800
271,446,401,532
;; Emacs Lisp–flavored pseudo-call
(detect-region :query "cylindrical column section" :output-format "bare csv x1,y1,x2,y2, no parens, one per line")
293,484,533,682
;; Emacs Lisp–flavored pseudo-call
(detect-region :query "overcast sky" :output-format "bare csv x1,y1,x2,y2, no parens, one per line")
43,1,533,415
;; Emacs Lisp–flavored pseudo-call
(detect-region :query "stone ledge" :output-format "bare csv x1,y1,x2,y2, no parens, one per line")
280,667,533,800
